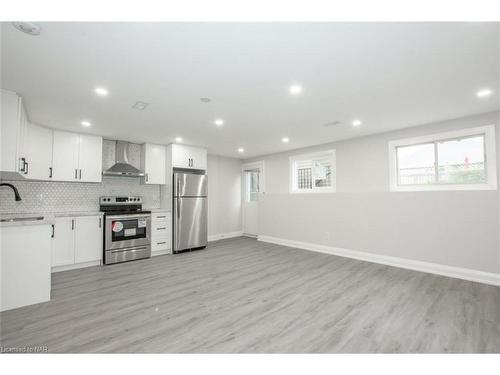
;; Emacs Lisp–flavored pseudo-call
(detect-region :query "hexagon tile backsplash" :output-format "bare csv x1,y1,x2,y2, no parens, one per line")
0,176,161,214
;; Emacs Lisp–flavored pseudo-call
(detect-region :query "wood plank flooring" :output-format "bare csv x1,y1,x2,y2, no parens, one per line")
1,237,500,353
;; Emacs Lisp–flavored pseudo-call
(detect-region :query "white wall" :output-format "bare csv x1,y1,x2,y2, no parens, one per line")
246,111,500,274
207,154,242,238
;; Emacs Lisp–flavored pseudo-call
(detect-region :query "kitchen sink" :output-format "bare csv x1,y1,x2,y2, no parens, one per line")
0,216,44,222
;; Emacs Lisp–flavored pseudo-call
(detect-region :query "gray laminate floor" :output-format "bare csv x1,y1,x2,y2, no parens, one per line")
1,237,500,353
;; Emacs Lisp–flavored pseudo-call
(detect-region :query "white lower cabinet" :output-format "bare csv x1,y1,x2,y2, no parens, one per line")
151,211,171,254
52,215,102,270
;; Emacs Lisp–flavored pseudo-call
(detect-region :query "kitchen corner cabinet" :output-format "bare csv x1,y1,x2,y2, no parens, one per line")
169,144,207,170
1,89,28,174
52,215,103,270
52,130,103,182
141,143,166,184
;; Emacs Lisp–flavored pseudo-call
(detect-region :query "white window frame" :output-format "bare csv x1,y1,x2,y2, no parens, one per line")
289,150,336,194
388,125,497,192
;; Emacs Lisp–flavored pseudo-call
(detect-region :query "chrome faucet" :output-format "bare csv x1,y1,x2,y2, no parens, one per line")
0,183,22,201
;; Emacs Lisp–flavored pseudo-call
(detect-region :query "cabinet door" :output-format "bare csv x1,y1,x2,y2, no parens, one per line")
171,144,207,170
189,147,207,170
171,144,191,169
52,131,80,181
24,122,53,180
51,217,75,267
74,216,102,263
78,135,103,182
143,143,166,184
1,90,24,173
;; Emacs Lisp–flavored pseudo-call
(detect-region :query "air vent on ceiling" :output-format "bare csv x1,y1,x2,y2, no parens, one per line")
12,22,41,36
132,101,149,110
323,121,341,127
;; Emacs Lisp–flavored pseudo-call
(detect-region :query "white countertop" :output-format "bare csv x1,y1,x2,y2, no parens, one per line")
0,211,103,227
0,213,55,228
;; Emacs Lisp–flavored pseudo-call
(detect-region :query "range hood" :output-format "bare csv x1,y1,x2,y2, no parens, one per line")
103,141,145,177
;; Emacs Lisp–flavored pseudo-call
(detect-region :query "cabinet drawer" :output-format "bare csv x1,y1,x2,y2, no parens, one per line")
152,212,170,222
152,239,170,251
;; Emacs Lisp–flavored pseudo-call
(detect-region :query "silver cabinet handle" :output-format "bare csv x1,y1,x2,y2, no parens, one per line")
49,167,53,178
157,242,166,245
75,169,78,179
71,219,74,230
79,169,82,180
157,227,166,230
99,218,102,228
145,173,148,182
51,224,55,238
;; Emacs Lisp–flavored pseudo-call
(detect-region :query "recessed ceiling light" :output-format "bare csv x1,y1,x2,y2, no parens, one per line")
282,137,290,143
352,119,362,127
132,101,149,110
238,147,245,153
214,119,224,127
81,120,91,127
289,84,303,95
94,87,108,97
175,137,183,143
12,22,41,36
200,97,211,103
476,88,494,98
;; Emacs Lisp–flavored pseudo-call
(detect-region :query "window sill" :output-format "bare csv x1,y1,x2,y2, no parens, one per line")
390,183,497,192
290,189,336,194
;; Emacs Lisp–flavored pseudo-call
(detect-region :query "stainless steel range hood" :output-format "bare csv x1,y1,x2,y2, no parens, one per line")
103,141,145,177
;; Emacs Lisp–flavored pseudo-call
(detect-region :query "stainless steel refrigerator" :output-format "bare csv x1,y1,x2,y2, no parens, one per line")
172,171,208,253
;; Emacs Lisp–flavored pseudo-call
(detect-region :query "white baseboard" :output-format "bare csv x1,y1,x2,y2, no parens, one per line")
52,260,101,273
258,235,500,287
151,249,171,257
208,231,244,242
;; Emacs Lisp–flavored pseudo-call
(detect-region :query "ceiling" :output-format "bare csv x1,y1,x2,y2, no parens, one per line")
1,22,499,158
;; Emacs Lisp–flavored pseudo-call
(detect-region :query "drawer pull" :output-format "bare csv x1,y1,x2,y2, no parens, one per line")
157,242,166,245
157,227,166,230
156,215,166,218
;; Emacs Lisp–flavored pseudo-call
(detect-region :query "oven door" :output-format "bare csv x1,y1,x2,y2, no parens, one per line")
105,214,151,250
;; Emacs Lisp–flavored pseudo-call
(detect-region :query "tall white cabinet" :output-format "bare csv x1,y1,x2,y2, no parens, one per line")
170,144,207,170
52,131,102,182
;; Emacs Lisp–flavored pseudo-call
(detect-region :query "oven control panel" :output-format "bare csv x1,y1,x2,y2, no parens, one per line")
100,196,143,204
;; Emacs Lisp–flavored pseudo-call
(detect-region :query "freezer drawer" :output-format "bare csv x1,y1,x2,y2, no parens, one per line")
173,172,207,197
173,197,207,251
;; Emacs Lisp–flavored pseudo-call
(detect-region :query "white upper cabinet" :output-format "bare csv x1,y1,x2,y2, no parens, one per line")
52,130,102,182
78,134,103,182
170,144,207,170
24,122,53,180
1,89,28,174
142,143,166,184
52,131,80,181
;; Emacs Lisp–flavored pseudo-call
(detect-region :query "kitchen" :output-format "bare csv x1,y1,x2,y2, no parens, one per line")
1,19,500,361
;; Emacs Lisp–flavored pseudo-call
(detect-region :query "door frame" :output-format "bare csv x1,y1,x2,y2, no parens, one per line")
241,161,265,237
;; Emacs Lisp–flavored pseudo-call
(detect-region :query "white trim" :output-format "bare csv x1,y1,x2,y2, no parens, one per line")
388,125,497,192
51,260,101,273
151,249,171,257
289,149,336,194
258,235,500,287
208,231,244,242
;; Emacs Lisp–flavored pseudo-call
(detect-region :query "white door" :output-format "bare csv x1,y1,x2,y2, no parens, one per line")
74,216,102,263
78,134,103,182
52,217,75,267
171,144,207,170
188,147,207,170
24,122,53,180
143,143,166,184
242,162,264,237
52,131,80,181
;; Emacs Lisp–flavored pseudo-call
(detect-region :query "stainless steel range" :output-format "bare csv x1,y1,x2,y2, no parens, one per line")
100,196,151,265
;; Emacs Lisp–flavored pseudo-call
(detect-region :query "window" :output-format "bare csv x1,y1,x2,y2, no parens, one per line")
245,169,260,202
290,150,336,193
389,125,497,191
